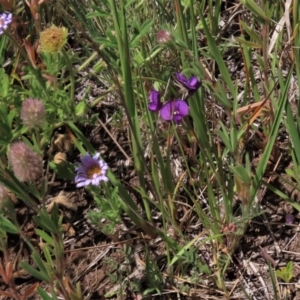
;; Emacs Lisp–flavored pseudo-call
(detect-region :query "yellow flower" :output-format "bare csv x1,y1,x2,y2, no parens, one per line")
39,25,68,53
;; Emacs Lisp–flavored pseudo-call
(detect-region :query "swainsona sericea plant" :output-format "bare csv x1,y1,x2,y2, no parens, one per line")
176,72,201,92
148,90,162,112
75,153,109,188
0,13,12,35
160,100,189,124
21,98,45,129
8,142,43,182
148,72,201,123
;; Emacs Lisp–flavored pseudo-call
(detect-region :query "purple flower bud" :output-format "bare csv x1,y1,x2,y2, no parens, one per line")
148,89,162,112
0,13,12,35
176,72,201,91
156,30,172,44
8,142,43,182
160,100,189,124
285,214,295,224
21,98,45,129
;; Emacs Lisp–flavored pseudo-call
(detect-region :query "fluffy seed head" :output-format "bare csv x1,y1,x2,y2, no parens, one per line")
39,25,68,53
21,98,45,128
8,142,42,182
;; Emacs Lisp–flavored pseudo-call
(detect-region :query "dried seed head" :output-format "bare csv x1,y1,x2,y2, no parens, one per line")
0,183,8,209
53,152,67,164
39,25,68,53
47,191,76,212
8,142,42,182
21,98,45,129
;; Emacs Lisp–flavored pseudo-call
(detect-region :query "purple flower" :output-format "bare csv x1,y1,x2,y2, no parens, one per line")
285,214,295,224
0,13,12,35
148,89,161,112
8,142,42,182
75,153,109,188
176,72,201,91
160,100,189,124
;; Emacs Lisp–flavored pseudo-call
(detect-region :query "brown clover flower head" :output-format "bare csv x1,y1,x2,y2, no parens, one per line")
156,29,172,44
39,25,68,53
0,183,8,203
8,142,42,182
0,183,9,210
21,98,45,128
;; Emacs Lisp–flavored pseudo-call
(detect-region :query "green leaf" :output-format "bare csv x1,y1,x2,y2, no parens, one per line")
130,20,153,47
33,210,57,233
32,252,49,276
286,103,300,165
217,122,231,151
43,245,53,266
230,165,251,185
49,161,75,181
20,262,50,282
35,229,54,246
276,261,293,283
239,20,262,46
239,0,268,22
37,287,58,300
75,101,88,117
235,38,262,49
250,68,292,203
0,216,19,234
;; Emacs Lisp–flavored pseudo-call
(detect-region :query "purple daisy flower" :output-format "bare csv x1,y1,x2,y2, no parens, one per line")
148,89,161,112
0,13,12,35
176,72,201,91
160,99,189,124
75,153,109,188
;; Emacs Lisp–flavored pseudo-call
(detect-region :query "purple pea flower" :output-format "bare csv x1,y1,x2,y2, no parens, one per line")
75,153,109,188
176,72,201,91
148,89,162,112
160,99,189,124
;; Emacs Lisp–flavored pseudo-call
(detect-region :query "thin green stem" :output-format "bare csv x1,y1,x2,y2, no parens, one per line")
61,49,75,113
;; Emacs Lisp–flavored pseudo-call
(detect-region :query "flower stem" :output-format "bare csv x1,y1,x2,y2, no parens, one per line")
61,49,75,113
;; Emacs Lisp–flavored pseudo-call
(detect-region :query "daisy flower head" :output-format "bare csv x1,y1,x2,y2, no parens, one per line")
75,153,109,188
